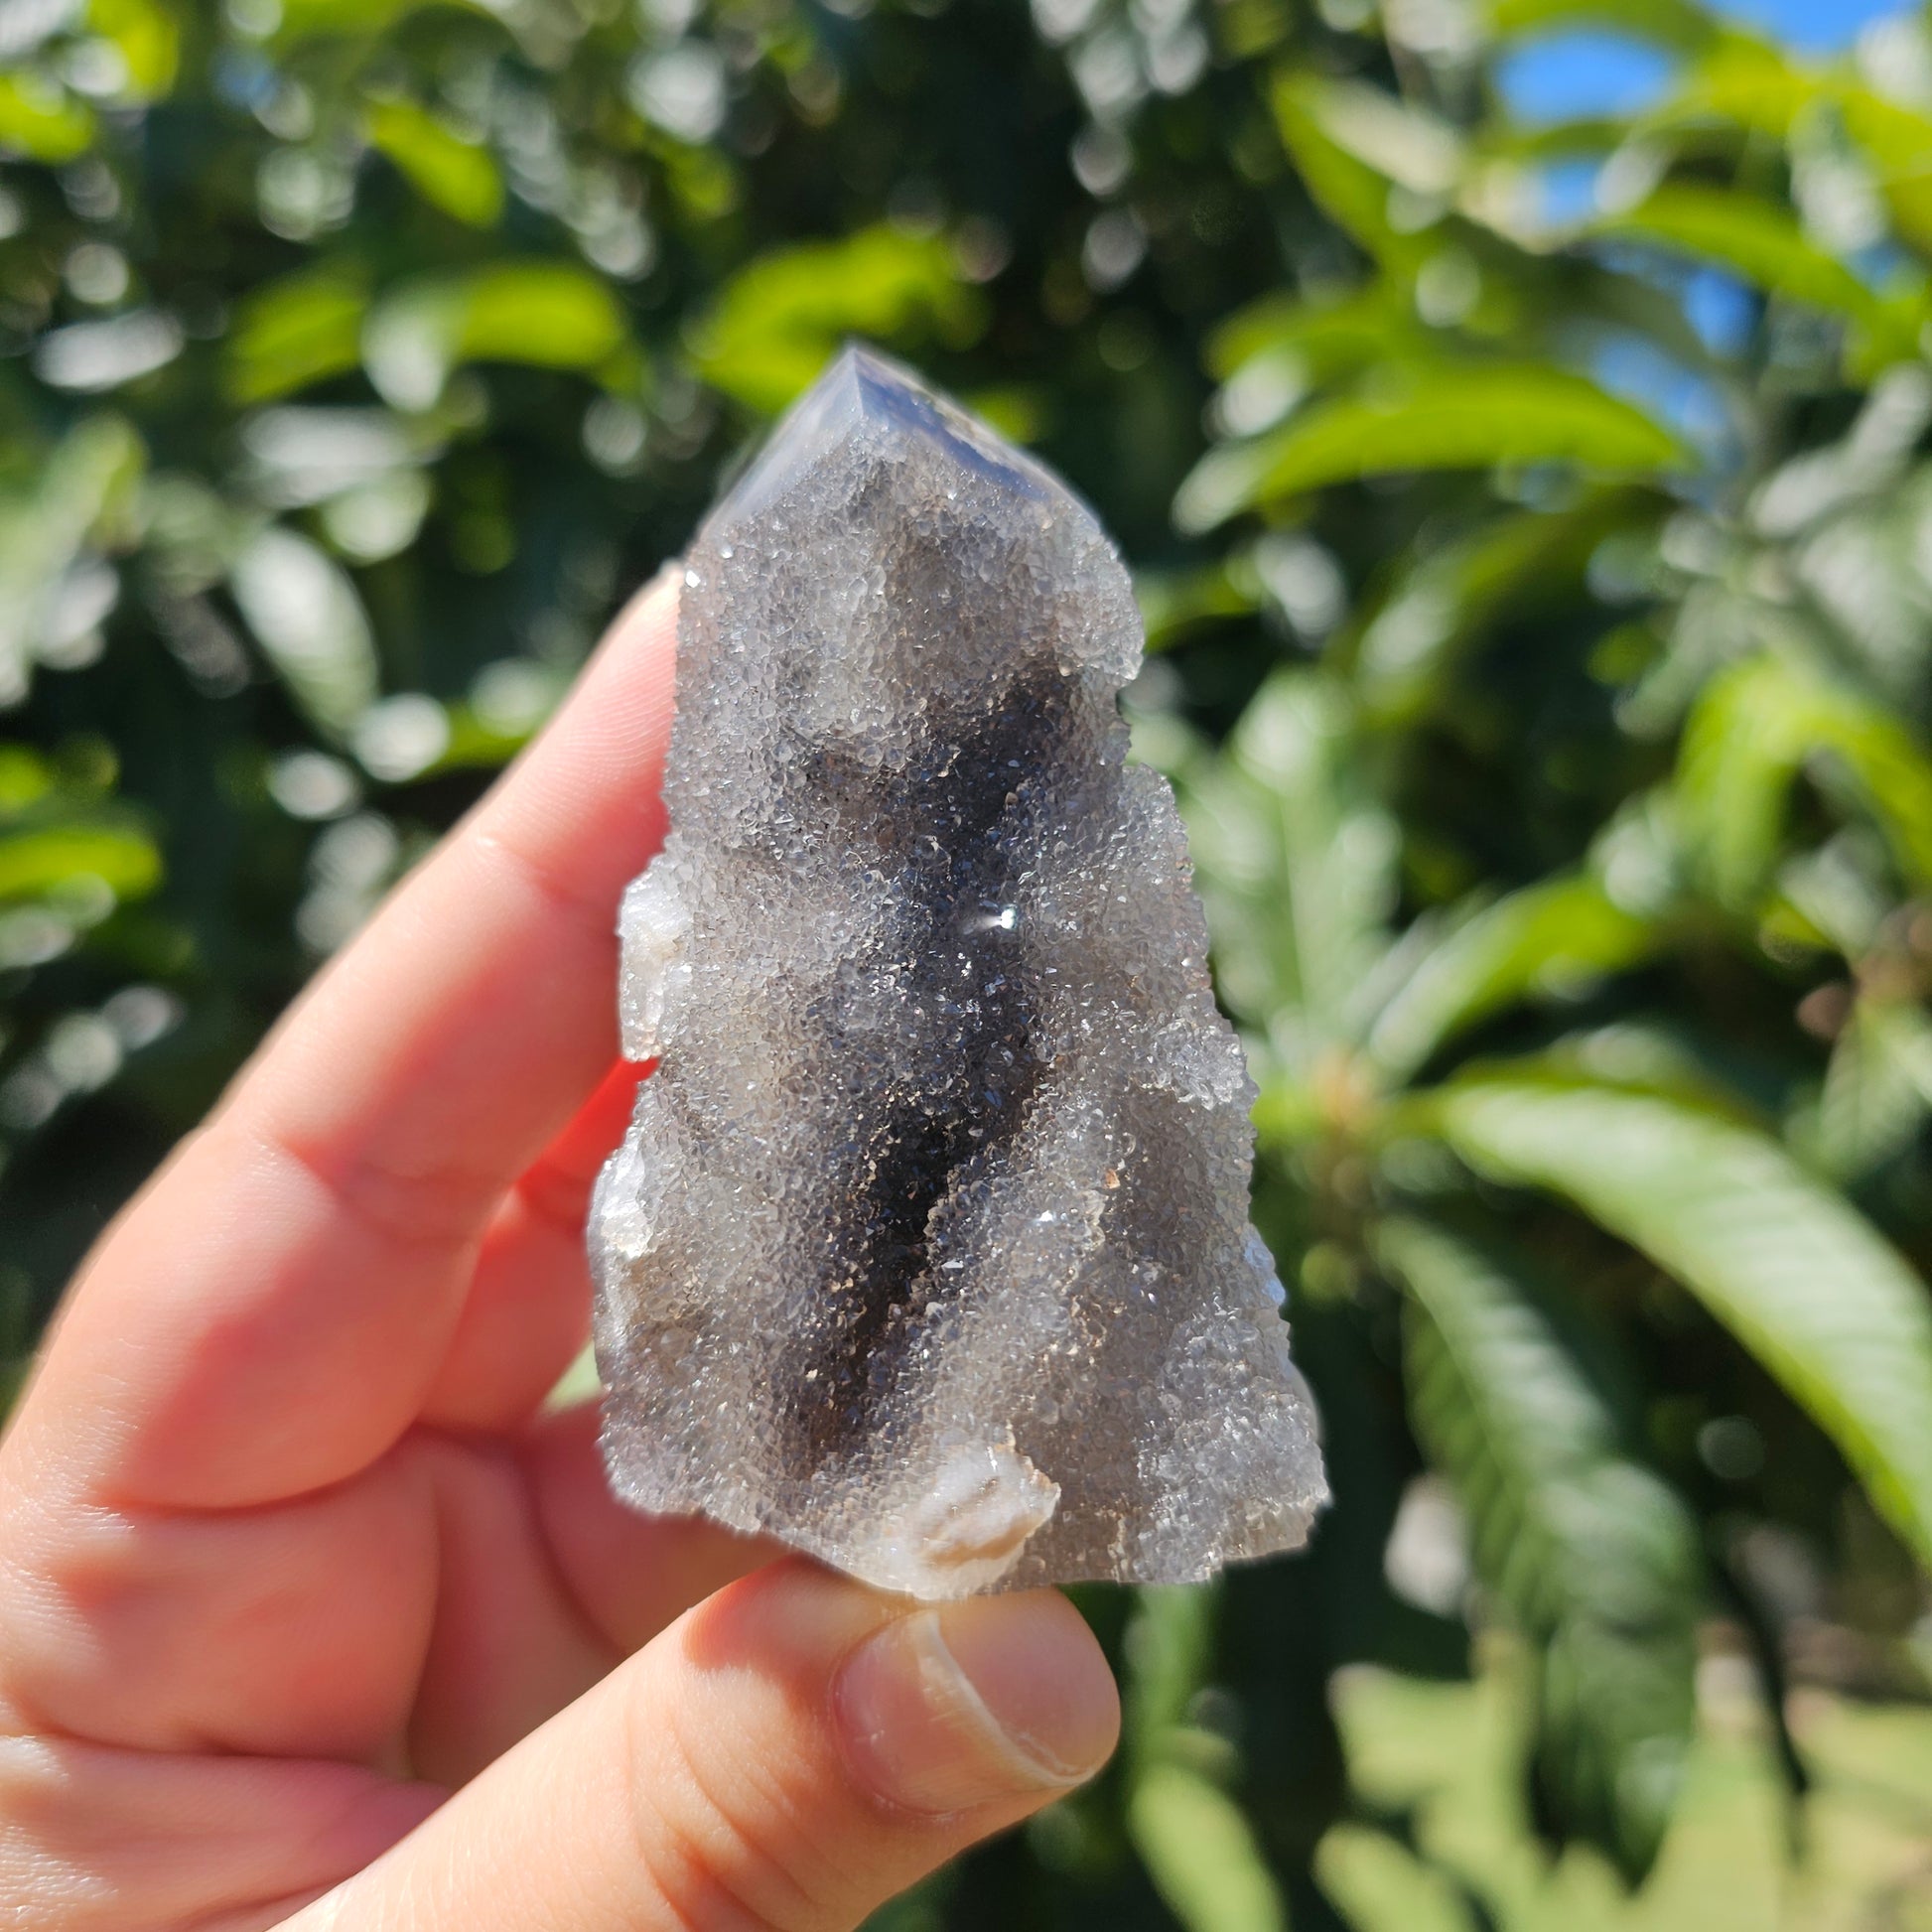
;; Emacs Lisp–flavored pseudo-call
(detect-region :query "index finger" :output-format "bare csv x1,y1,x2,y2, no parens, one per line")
13,572,680,1510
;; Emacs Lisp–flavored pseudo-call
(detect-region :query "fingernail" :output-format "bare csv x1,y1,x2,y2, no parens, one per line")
834,1591,1119,1815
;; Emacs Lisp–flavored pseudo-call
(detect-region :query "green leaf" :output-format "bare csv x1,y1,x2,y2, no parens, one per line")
362,262,631,409
226,266,370,406
1428,1071,1932,1565
0,71,95,163
1676,654,1932,906
0,747,53,814
1120,1587,1283,1932
1660,38,1810,143
1381,1216,1700,1880
1654,40,1932,267
1483,0,1718,51
1315,1823,1484,1932
690,226,981,415
1366,875,1657,1085
0,416,144,704
1808,996,1932,1180
1129,1764,1287,1932
87,0,180,102
276,0,492,36
0,820,160,902
1180,671,1397,1058
1207,279,1424,386
1124,1585,1219,1772
1592,185,1902,348
1302,78,1466,200
1343,491,1658,725
1136,562,1254,652
364,97,503,227
1271,74,1430,270
1175,366,1683,531
1834,87,1932,259
228,526,378,736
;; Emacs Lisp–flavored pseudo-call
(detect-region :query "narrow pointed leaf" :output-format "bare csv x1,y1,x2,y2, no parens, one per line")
1429,1072,1932,1564
1176,367,1683,530
1381,1216,1699,1880
690,227,979,415
1272,74,1428,269
1207,280,1425,386
1484,0,1718,50
1810,997,1932,1179
1180,672,1397,1061
1129,1764,1288,1932
1344,492,1657,724
1677,654,1932,905
0,820,160,902
226,267,369,406
365,97,504,227
1593,186,1901,347
1366,875,1657,1084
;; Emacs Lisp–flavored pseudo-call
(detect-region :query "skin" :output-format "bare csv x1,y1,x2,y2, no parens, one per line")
0,573,1121,1931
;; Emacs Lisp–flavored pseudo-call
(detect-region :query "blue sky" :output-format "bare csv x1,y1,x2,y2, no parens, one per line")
1491,0,1914,444
1498,0,1908,121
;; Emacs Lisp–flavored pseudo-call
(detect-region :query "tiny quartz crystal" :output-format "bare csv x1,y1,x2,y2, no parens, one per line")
592,345,1326,1597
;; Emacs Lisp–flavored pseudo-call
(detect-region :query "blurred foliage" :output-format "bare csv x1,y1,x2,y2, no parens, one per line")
1,0,1931,1921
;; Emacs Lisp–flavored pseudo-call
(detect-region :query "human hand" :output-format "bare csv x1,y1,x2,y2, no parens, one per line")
0,572,1120,1930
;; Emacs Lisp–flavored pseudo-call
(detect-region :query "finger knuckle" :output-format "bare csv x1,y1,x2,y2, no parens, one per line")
624,1685,845,1932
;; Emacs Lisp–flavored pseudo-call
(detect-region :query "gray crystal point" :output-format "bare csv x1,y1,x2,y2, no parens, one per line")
591,345,1326,1598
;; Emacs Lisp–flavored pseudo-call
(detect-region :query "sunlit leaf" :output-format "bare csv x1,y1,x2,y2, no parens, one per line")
690,226,981,415
1483,0,1718,51
1179,671,1397,1065
1809,996,1932,1179
226,266,370,406
1176,365,1683,530
1207,280,1425,386
0,748,53,814
1343,491,1658,724
1659,38,1809,142
0,71,95,162
228,525,378,735
1314,1822,1484,1932
1654,40,1932,262
1306,78,1466,199
1834,89,1932,260
1118,1587,1282,1931
1592,185,1909,359
0,820,160,902
1676,654,1932,906
364,96,503,227
1429,1070,1932,1565
1382,1215,1700,1881
276,0,492,37
1129,1764,1285,1932
1129,1764,1287,1932
87,0,179,102
362,262,631,409
1272,74,1429,269
0,416,144,705
1366,875,1657,1084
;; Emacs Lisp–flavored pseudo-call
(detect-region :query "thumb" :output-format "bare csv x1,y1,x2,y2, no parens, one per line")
283,1559,1119,1932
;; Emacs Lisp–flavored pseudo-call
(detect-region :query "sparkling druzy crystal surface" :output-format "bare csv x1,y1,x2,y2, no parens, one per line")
592,345,1325,1597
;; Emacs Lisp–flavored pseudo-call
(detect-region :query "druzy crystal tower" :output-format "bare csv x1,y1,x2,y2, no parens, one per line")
592,346,1325,1597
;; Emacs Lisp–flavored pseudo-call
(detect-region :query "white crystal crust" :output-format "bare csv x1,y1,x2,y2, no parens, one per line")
592,345,1326,1598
